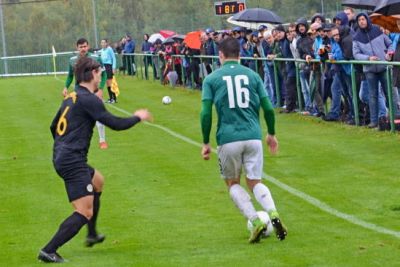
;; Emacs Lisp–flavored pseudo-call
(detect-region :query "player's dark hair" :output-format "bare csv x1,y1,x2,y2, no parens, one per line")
218,37,240,58
76,38,89,46
74,57,101,84
101,38,108,43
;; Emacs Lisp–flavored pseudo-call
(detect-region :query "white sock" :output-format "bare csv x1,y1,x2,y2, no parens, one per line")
253,183,277,213
96,122,106,143
229,184,258,221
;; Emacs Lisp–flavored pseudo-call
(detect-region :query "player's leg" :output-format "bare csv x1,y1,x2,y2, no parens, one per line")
218,141,263,243
39,195,93,263
243,140,287,241
86,169,106,247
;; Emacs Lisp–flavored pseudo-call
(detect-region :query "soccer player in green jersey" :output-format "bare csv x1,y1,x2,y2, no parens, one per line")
200,37,287,243
63,38,109,149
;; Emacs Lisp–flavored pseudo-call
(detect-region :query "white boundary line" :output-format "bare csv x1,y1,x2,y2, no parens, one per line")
108,104,400,239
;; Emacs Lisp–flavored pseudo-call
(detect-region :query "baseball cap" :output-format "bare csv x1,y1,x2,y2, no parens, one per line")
258,25,268,31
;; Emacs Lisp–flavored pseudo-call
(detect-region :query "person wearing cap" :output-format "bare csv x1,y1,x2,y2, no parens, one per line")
304,22,326,117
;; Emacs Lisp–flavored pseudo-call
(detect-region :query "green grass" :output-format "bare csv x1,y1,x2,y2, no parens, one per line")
0,75,400,266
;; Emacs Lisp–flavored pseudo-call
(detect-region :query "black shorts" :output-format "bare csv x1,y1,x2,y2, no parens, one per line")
55,163,95,202
104,64,113,79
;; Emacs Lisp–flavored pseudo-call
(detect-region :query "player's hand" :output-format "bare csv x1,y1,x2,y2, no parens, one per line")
95,89,103,99
266,134,278,155
134,109,153,122
201,144,211,160
62,88,68,97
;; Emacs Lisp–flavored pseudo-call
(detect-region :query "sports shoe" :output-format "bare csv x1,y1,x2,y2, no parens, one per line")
271,217,287,241
99,142,108,149
85,234,105,247
248,218,266,243
38,250,66,263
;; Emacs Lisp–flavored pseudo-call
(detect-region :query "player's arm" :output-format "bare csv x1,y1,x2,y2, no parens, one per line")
110,48,117,72
87,97,152,130
260,97,278,154
63,64,74,96
200,99,212,160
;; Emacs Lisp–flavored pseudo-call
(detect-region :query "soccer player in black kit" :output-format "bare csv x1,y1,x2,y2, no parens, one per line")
38,57,152,263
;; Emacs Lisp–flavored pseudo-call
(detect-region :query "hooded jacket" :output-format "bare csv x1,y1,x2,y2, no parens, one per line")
353,12,393,73
295,17,314,60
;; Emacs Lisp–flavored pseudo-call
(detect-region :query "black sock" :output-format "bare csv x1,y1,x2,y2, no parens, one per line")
112,92,117,101
107,87,112,100
42,212,88,253
87,192,101,237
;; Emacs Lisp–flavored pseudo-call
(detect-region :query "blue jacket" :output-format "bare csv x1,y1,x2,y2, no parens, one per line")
100,46,116,70
331,40,350,75
353,12,393,73
123,39,135,53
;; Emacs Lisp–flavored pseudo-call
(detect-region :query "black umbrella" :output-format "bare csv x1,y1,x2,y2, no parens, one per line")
374,0,400,15
341,0,379,10
231,8,283,24
171,34,186,41
162,37,175,45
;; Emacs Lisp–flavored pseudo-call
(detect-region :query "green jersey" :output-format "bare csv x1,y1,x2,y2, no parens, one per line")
201,61,271,146
65,52,106,90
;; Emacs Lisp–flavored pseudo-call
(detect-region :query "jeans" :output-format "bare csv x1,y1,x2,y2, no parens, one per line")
359,80,387,119
299,70,312,110
263,65,275,105
365,72,391,124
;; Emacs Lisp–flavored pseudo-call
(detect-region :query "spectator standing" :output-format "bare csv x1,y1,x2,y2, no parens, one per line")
122,34,136,76
353,13,399,128
100,39,117,104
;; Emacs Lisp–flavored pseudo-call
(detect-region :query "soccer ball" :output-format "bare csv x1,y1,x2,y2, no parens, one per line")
162,96,172,105
247,211,274,238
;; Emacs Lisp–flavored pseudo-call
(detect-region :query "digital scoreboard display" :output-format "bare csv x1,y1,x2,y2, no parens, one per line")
214,1,246,16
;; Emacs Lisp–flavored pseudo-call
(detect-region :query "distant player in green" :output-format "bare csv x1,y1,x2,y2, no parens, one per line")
63,38,109,149
200,37,287,243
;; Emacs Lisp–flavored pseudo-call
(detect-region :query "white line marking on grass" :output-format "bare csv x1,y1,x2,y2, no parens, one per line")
108,104,400,239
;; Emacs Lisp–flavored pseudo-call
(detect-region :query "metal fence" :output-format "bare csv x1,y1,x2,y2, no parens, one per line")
1,52,400,131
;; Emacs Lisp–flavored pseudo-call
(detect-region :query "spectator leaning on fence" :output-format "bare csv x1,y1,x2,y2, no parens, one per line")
295,18,313,112
353,12,400,128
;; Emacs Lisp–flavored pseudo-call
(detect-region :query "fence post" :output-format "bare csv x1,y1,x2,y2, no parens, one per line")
386,65,395,132
350,63,360,126
273,60,281,107
295,61,303,111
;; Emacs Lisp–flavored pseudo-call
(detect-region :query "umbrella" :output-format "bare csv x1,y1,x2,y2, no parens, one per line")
183,31,202,50
370,13,400,32
374,0,400,16
162,37,175,45
148,33,165,43
159,30,176,38
231,8,283,24
171,34,186,41
227,16,274,30
341,0,378,10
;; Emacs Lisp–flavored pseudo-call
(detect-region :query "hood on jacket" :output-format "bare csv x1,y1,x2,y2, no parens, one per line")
333,11,349,26
295,17,309,35
311,13,326,24
355,12,373,31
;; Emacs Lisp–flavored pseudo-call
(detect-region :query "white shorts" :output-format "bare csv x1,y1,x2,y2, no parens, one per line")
217,139,263,180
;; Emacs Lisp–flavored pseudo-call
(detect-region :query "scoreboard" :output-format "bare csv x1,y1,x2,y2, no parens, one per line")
214,1,246,16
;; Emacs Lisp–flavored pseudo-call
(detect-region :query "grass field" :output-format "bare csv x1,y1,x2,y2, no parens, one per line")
0,75,399,266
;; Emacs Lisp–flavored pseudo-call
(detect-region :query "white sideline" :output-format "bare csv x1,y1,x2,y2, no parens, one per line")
108,104,400,239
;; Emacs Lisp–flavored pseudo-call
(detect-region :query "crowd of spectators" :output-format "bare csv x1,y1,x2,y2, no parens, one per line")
109,7,400,130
